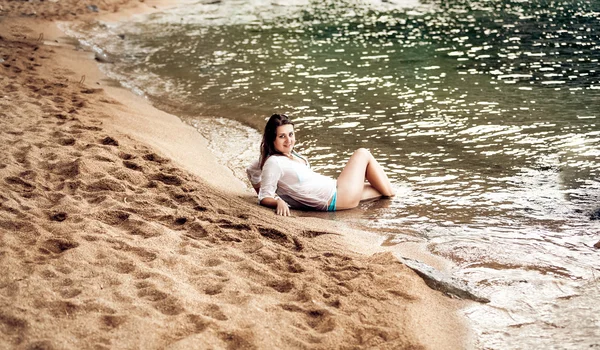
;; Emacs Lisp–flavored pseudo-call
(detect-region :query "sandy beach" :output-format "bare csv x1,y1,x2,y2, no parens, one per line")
0,0,470,348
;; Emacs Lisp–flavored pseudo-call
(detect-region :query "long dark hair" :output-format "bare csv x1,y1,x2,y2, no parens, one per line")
260,114,293,169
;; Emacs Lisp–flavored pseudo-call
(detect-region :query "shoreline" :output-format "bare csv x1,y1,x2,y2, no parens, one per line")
41,0,249,195
0,1,473,348
53,0,461,273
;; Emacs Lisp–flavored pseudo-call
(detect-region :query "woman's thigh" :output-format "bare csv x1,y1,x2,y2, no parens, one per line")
335,149,378,209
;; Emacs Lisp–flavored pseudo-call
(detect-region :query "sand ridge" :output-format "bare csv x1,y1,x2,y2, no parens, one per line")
0,1,467,349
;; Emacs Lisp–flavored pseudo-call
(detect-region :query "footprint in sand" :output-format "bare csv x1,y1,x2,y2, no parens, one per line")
258,226,303,251
58,288,82,299
47,300,79,319
24,340,55,350
281,254,305,274
0,220,37,239
122,160,142,171
125,220,163,239
71,124,102,132
155,214,190,229
39,269,58,280
44,158,80,178
98,210,130,225
214,231,242,243
98,208,162,238
203,304,227,321
57,137,76,146
4,176,35,192
18,170,37,181
302,230,333,238
267,279,295,293
113,261,136,274
184,222,210,241
54,264,73,275
100,136,118,146
49,212,67,222
165,314,213,343
118,152,134,160
122,246,157,263
39,238,78,255
279,304,336,334
84,178,126,193
13,146,31,166
257,227,289,244
218,331,256,350
136,285,165,301
203,283,225,296
0,312,28,344
99,315,127,330
142,152,168,164
217,219,252,232
154,297,185,316
203,257,223,267
150,173,183,186
184,314,210,333
135,282,185,316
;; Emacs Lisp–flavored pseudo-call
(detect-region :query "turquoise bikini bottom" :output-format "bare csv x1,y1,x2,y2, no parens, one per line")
327,191,337,212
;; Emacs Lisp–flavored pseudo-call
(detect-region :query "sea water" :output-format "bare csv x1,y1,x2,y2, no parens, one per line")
65,0,600,347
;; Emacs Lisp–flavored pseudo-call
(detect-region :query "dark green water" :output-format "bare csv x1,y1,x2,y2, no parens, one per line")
66,0,600,347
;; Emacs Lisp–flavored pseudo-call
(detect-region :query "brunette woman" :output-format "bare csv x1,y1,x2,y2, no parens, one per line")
246,114,395,216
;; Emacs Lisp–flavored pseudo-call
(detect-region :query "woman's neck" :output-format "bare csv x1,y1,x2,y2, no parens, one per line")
276,150,293,158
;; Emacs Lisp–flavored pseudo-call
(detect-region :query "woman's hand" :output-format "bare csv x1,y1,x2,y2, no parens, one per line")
259,196,291,216
276,198,290,216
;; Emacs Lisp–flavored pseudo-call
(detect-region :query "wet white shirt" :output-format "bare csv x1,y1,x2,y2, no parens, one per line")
246,153,336,211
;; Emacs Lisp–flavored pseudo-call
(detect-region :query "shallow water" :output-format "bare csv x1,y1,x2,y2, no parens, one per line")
65,0,600,347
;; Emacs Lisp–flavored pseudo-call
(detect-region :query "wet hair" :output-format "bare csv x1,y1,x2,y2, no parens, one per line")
260,114,293,169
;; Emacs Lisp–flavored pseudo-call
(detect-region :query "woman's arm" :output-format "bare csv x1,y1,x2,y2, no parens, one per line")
260,196,291,216
246,159,262,194
257,157,290,216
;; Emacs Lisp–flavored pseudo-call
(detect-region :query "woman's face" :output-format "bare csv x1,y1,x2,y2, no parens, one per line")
273,124,295,155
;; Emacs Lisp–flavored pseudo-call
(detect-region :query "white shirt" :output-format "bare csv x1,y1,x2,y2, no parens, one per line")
246,153,336,211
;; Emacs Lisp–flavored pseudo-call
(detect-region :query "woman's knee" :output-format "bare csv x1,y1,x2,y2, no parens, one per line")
353,148,371,159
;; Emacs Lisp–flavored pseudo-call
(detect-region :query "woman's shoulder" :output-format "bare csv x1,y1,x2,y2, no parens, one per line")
263,155,283,167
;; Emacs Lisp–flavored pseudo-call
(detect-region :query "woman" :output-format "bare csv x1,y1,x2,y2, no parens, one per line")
246,114,395,216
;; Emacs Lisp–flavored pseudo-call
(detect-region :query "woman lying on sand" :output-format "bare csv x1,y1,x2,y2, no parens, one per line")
246,114,395,216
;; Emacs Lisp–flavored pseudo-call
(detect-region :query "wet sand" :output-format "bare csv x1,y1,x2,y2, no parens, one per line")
0,0,470,348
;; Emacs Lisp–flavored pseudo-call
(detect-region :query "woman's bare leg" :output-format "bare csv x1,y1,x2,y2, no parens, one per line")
335,148,395,209
361,184,383,201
